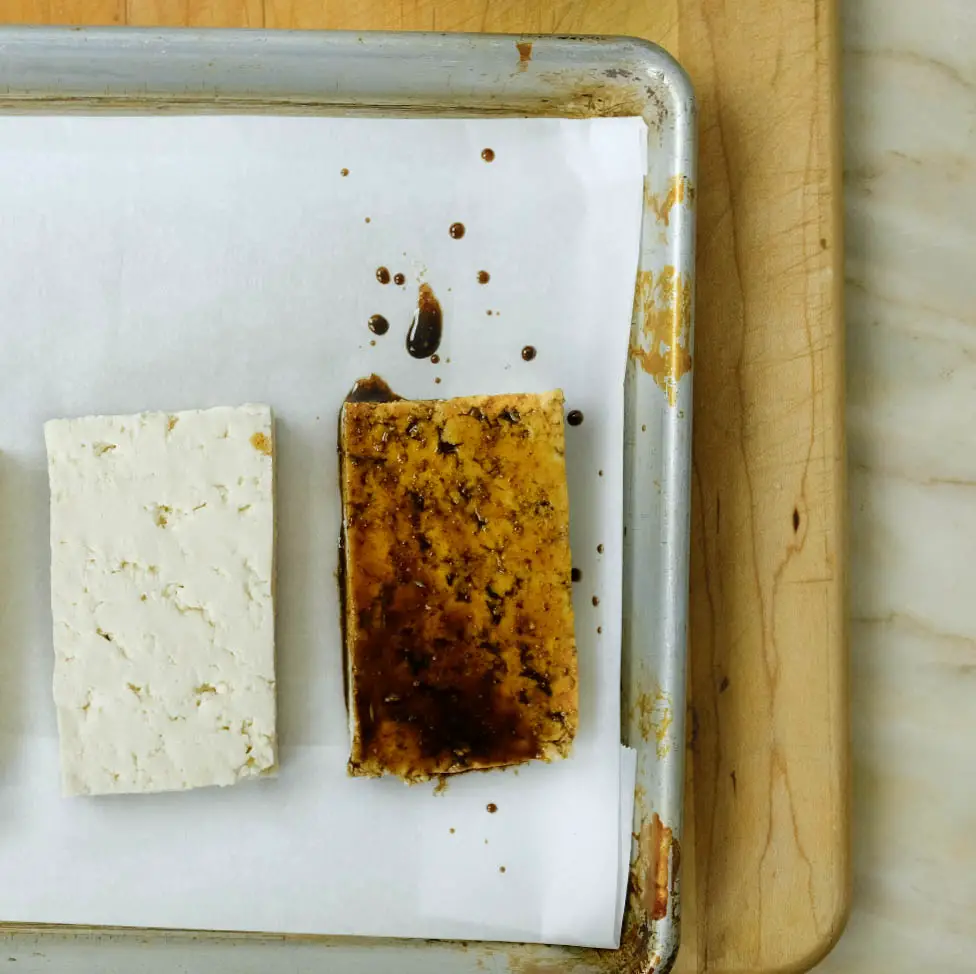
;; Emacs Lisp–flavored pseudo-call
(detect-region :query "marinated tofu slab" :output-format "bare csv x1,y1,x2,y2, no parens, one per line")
45,405,277,796
341,390,578,781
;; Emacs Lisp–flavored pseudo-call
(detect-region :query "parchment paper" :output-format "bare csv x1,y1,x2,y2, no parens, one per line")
0,116,646,947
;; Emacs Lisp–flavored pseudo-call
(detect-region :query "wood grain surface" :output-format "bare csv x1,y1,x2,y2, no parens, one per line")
0,1,849,972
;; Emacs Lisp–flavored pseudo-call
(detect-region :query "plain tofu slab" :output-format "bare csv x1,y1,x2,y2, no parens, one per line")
44,405,277,797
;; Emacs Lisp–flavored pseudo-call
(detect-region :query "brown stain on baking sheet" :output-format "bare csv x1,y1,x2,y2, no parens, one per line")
643,813,673,922
506,962,571,974
553,809,677,974
645,174,695,227
516,41,533,72
633,686,673,759
249,432,272,456
4,82,658,123
629,266,693,407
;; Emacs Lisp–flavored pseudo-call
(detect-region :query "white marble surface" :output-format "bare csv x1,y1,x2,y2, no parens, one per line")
816,1,976,970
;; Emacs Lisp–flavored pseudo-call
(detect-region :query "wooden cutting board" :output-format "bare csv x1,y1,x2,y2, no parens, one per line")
5,1,849,971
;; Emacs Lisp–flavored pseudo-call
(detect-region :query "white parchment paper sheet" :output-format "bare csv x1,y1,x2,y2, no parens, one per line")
0,116,646,947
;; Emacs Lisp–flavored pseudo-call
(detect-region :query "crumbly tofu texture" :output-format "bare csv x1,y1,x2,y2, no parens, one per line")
45,405,277,797
341,390,578,782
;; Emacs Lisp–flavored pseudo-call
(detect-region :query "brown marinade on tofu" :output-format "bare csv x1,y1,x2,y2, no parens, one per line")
341,389,578,782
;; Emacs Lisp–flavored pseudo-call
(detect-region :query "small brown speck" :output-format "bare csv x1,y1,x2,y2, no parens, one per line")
449,222,466,239
477,270,490,284
521,345,537,361
340,168,349,177
598,470,604,477
434,377,442,384
571,567,582,583
592,595,600,606
250,432,272,456
641,424,647,432
567,409,584,426
481,148,495,162
431,354,440,364
487,803,498,813
597,626,602,634
499,866,507,874
820,238,828,250
394,272,406,286
486,310,493,316
376,266,391,284
369,339,376,347
793,508,801,532
597,544,604,554
449,828,455,834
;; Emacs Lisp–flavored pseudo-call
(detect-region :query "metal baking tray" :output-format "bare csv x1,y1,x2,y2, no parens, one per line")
0,26,696,974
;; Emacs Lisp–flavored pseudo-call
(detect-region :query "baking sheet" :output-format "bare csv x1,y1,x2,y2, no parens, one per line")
0,115,646,948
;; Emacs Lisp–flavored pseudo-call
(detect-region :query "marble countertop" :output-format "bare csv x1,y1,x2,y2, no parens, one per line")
817,1,976,970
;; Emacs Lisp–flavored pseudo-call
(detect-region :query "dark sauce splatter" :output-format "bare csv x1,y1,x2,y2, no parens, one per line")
521,345,537,361
449,222,466,239
487,803,498,814
477,270,490,284
430,354,441,365
596,544,604,554
592,595,600,607
340,168,350,177
571,568,582,583
566,410,584,426
345,374,402,404
368,314,390,336
406,283,443,359
394,272,406,286
376,267,391,284
481,148,495,162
